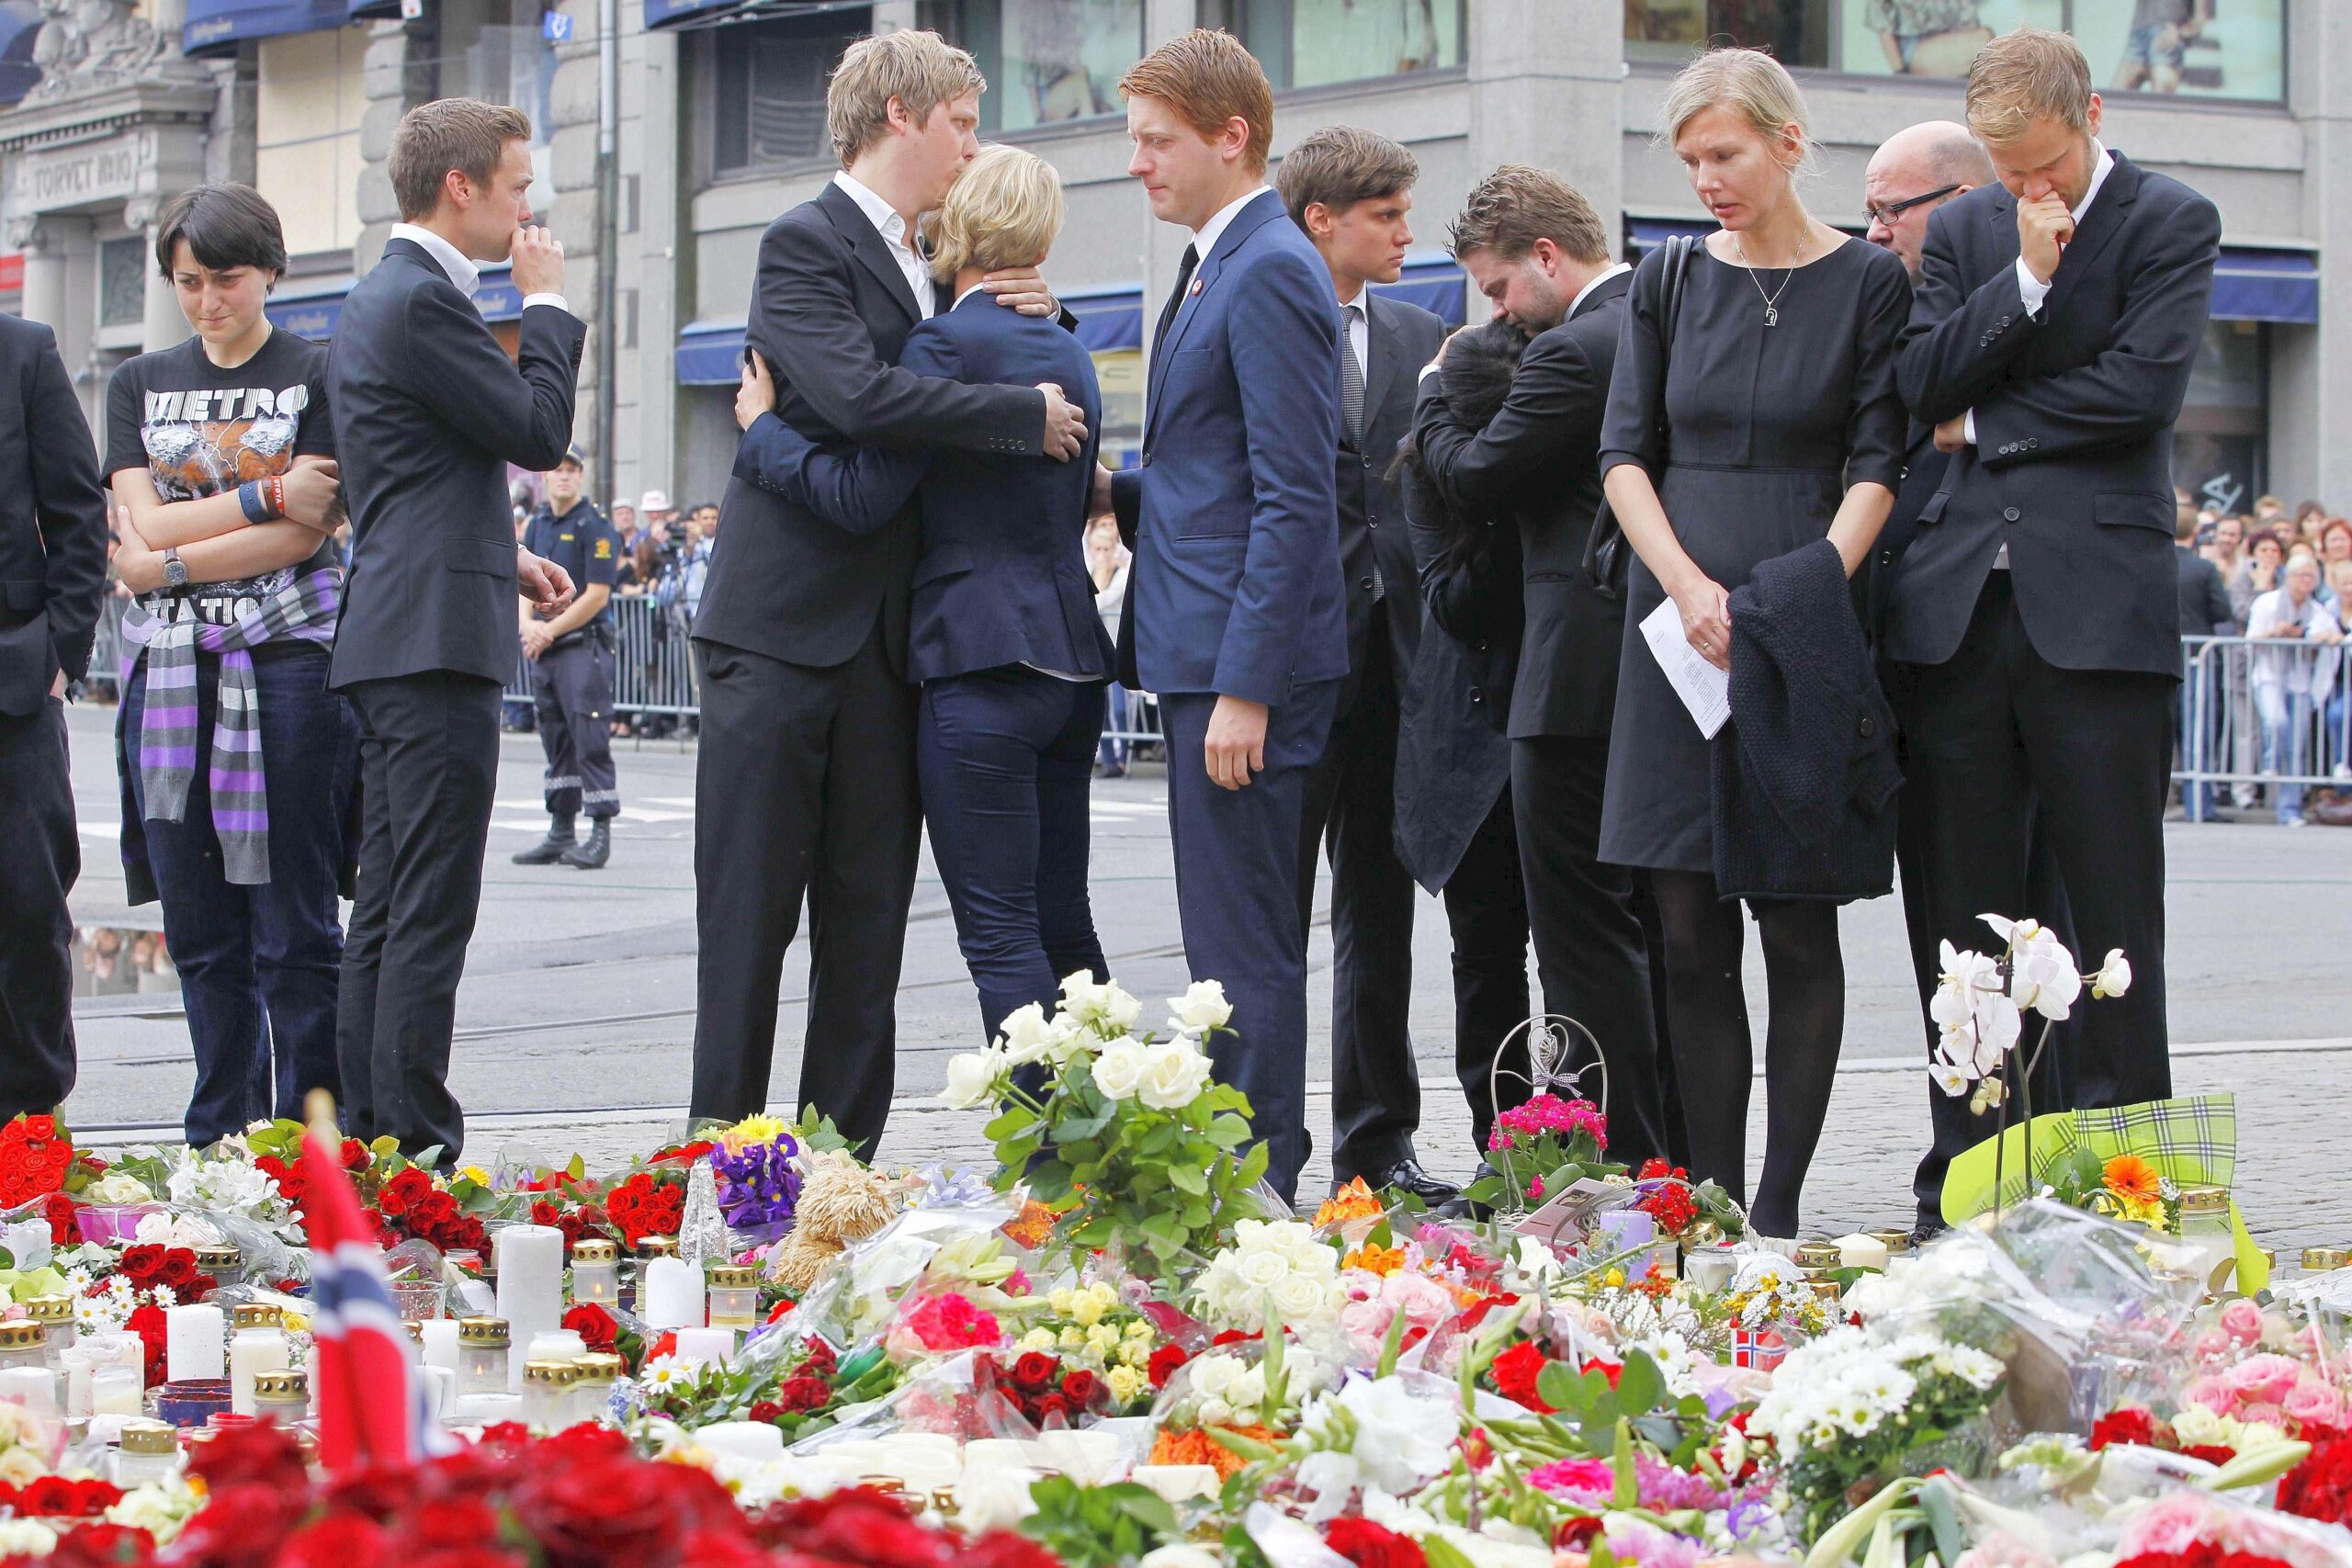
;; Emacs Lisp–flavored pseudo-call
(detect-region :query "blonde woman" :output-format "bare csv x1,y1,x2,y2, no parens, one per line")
734,144,1111,1045
1597,49,1910,1239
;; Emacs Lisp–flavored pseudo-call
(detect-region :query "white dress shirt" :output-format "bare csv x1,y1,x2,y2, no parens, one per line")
1191,185,1272,262
1569,260,1634,318
834,170,936,317
387,221,569,315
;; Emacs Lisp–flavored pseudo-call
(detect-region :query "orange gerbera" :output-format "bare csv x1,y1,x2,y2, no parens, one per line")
1149,1423,1278,1480
2103,1154,2162,1207
1000,1198,1057,1249
1314,1178,1385,1233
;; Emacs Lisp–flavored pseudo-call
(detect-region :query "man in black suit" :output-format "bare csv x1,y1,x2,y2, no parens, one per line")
2175,488,2233,821
1412,166,1673,1170
329,98,586,1160
688,30,1086,1156
1892,28,2218,1224
0,315,109,1121
1865,121,2075,1222
1272,128,1449,1201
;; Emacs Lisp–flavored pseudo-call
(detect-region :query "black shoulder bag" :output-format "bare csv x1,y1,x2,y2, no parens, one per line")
1583,233,1695,599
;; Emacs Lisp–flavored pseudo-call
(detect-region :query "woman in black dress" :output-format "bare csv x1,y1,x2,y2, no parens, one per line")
1598,48,1911,1239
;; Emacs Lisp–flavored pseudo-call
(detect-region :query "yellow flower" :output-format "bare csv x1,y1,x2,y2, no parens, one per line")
1105,1364,1146,1405
459,1165,492,1187
1020,1327,1058,1352
1058,1327,1087,1351
1047,1288,1077,1316
1086,1323,1122,1356
1340,1243,1406,1276
1124,1318,1154,1341
719,1113,790,1154
1603,1268,1625,1289
1312,1177,1385,1233
1070,1292,1106,1328
1119,1340,1151,1370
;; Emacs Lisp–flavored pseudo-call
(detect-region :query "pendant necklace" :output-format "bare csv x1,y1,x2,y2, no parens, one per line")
1733,230,1804,327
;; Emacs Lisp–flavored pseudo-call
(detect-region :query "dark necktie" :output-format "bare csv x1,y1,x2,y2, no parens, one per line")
1151,243,1200,369
1340,301,1366,445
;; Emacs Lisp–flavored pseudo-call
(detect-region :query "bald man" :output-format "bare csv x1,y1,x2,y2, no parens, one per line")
1866,120,2077,1235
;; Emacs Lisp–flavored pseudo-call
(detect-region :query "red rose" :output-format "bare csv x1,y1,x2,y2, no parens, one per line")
1059,1370,1102,1408
68,1478,122,1516
510,1449,688,1566
1325,1517,1430,1568
747,1401,786,1426
43,1192,78,1246
119,1245,165,1284
390,1497,503,1551
187,1418,309,1494
416,1191,458,1224
20,1114,57,1145
2279,1429,2352,1524
2181,1444,2239,1467
670,1529,774,1568
1148,1345,1190,1389
1033,1393,1072,1427
800,1337,837,1375
561,1303,617,1353
20,1474,80,1516
341,1139,370,1170
1556,1517,1605,1551
160,1249,200,1290
750,1489,944,1568
169,1482,298,1568
1010,1351,1057,1393
955,1533,1065,1568
45,1521,157,1568
1489,1341,1555,1414
409,1552,528,1568
2091,1407,2159,1451
777,1375,831,1414
1578,1358,1623,1390
271,1514,391,1568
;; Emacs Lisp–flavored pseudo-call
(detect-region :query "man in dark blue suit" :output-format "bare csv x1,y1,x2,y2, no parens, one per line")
1101,30,1348,1203
329,99,584,1159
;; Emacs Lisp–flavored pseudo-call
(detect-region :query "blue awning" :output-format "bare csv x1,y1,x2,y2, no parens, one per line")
183,0,356,56
0,0,43,106
265,263,526,342
1373,255,1470,325
1635,216,2318,325
645,0,738,27
2212,248,2317,324
677,321,746,386
1062,284,1141,353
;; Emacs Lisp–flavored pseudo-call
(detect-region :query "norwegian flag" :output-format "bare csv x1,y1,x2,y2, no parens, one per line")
301,1115,445,1470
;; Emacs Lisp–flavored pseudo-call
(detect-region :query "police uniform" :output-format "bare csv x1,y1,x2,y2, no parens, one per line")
522,495,622,829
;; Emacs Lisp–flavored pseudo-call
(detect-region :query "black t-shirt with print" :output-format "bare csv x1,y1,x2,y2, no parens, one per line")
105,328,338,600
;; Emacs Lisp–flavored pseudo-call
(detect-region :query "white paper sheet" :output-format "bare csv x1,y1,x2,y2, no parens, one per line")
1640,597,1731,739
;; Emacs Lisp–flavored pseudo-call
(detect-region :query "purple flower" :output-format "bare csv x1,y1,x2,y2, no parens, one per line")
714,1134,802,1229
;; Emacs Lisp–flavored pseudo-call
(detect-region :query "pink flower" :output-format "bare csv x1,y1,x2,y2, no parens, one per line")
1602,1518,1702,1568
2219,1299,2264,1347
2194,1330,2235,1361
1379,1270,1458,1331
2119,1493,2220,1559
2224,1352,2302,1404
2182,1374,2232,1413
1527,1457,1617,1498
2282,1382,2343,1428
1526,1179,1544,1200
901,1292,1004,1350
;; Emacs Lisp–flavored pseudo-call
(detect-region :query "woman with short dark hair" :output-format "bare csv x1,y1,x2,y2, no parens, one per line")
103,183,356,1146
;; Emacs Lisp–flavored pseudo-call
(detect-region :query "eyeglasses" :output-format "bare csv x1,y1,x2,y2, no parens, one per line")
1865,185,1962,228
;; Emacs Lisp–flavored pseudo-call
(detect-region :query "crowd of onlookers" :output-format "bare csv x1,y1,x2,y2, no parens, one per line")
2178,491,2352,823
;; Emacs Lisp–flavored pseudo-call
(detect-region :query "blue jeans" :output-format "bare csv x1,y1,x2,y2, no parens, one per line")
2256,683,2313,823
122,643,357,1145
918,670,1108,1043
1097,683,1130,770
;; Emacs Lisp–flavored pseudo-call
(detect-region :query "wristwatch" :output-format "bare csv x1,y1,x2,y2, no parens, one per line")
162,547,187,590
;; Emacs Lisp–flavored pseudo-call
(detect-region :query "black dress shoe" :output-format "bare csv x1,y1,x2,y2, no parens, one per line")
1358,1158,1459,1208
560,818,612,870
1435,1160,1501,1221
512,814,576,865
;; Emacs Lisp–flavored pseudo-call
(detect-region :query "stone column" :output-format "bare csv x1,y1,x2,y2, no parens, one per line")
129,197,192,355
15,219,70,338
354,17,436,272
547,0,603,466
1465,0,1624,233
626,3,679,502
2277,0,2352,506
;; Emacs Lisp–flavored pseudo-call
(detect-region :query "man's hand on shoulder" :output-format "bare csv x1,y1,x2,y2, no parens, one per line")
1203,695,1270,791
1040,383,1087,462
737,351,775,433
517,547,576,615
980,265,1057,318
511,226,566,298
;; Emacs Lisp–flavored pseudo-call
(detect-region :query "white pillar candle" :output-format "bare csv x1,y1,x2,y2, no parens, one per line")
671,1326,734,1368
494,1225,566,1393
695,1420,786,1462
0,1366,58,1416
229,1327,291,1416
165,1304,227,1383
423,1364,457,1421
61,1347,96,1419
91,1367,141,1416
1833,1233,1890,1272
525,1329,588,1364
640,1258,705,1330
420,1318,463,1374
89,1331,144,1374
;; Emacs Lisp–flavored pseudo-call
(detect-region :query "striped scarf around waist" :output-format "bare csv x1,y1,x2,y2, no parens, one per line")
119,567,342,886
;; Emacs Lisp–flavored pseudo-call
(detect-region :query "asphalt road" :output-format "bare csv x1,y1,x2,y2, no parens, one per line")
54,699,2352,1241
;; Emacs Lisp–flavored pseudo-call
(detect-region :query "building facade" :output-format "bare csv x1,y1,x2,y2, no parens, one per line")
1,1,2340,520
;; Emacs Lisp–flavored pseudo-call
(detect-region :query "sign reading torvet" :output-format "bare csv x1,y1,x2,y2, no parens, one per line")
19,139,140,211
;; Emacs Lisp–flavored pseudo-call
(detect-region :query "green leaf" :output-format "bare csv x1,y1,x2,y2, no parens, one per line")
1028,1161,1074,1201
1611,1417,1638,1509
1614,1348,1665,1416
1534,1360,1582,1415
1168,1164,1208,1197
1207,1426,1283,1464
1423,1536,1483,1568
984,1108,1035,1142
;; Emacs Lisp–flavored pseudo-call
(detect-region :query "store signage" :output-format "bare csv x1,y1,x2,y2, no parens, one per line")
18,137,141,211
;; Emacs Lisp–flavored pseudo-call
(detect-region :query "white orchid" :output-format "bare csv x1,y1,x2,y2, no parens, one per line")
2091,948,2133,998
1988,915,2082,1020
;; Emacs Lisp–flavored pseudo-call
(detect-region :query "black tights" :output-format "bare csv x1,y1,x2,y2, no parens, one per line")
1647,870,1844,1238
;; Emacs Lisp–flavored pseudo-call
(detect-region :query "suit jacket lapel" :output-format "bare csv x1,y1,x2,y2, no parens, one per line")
2041,153,2142,320
1569,269,1632,322
1146,190,1289,442
383,237,450,287
1363,291,1403,426
820,183,922,325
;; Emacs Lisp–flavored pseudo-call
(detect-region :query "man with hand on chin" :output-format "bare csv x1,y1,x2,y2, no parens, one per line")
328,97,586,1163
1889,29,2217,1229
1098,29,1348,1205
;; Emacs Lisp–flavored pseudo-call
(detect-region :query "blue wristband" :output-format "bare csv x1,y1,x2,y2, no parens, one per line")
237,480,270,525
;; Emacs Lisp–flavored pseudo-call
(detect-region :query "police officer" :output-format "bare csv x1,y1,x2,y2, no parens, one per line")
514,447,622,869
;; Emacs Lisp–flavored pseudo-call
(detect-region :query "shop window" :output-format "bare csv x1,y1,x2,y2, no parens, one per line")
99,236,144,328
436,0,558,206
1199,0,1464,92
256,28,367,259
2178,319,2266,517
953,0,1143,132
710,7,873,175
1624,1,2283,103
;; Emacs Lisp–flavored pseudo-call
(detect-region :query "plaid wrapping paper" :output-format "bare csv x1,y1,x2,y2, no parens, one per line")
119,568,340,886
1975,1093,2237,1212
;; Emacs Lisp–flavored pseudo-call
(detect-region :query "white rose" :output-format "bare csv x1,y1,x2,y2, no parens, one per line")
1191,1352,1240,1397
1165,980,1233,1033
1136,1040,1213,1110
1062,973,1143,1032
1270,1272,1330,1322
1197,1395,1233,1427
1228,1365,1267,1411
2091,949,2132,999
86,1171,153,1205
1140,1547,1223,1568
1238,1248,1291,1292
954,1466,1040,1534
1091,1041,1147,1100
998,1004,1054,1065
940,1049,1002,1111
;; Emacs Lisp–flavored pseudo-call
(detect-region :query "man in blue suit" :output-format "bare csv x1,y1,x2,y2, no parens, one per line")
1101,29,1348,1204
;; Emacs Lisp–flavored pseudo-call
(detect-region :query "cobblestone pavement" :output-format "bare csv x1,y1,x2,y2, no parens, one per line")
54,702,2352,1255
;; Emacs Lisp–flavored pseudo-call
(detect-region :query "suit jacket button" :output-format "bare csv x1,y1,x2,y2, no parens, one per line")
1880,547,1893,564
2000,316,2012,326
1469,690,1483,704
1141,453,1153,467
1360,576,1374,590
1476,639,1489,651
2027,438,2039,449
2003,506,2020,522
1860,716,1876,738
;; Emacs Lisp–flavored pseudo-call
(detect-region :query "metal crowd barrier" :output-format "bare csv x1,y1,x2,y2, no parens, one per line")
504,593,700,717
2176,634,2352,819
